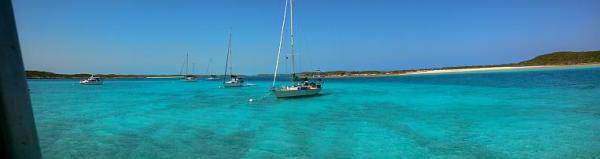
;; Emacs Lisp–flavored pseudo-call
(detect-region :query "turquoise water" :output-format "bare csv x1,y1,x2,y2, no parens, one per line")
29,67,600,158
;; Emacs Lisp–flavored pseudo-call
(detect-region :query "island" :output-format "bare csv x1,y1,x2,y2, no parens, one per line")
26,50,600,79
25,71,181,79
301,50,600,78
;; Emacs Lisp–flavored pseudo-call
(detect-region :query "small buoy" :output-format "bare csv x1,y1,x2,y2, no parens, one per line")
248,98,254,102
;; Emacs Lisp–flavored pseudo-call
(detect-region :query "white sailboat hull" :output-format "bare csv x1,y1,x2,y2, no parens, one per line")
224,82,244,87
80,81,103,85
182,79,198,82
182,76,198,82
206,77,220,81
272,88,321,98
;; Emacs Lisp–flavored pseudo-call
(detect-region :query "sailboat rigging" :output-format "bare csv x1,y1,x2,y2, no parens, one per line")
223,31,244,87
206,58,219,80
271,0,323,98
182,53,198,82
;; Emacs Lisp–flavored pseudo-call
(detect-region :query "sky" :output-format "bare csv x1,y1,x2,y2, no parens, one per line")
13,0,600,75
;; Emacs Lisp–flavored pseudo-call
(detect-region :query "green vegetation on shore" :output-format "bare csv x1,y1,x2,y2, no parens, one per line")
302,50,600,77
26,71,91,79
27,50,600,79
25,71,171,79
517,51,600,66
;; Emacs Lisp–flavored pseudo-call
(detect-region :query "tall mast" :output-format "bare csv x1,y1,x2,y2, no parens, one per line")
206,58,212,75
272,0,289,87
228,31,233,76
185,53,189,75
290,0,296,76
223,31,231,82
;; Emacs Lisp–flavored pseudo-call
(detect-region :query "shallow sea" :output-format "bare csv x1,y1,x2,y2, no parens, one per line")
29,66,600,158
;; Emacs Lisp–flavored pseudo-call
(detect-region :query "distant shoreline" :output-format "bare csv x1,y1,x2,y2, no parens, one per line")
26,75,184,80
25,51,600,79
26,63,600,80
321,63,600,78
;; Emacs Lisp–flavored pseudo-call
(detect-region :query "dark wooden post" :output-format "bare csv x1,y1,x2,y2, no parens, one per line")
0,0,42,158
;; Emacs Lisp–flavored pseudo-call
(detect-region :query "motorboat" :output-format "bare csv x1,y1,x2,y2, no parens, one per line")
80,75,103,85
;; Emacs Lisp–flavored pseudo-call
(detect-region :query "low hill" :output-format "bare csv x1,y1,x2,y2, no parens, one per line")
518,51,600,66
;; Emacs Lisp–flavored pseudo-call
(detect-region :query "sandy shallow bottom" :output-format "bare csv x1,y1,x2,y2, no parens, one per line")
29,66,600,158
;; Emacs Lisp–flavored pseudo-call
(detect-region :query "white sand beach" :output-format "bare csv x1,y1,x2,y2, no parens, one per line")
402,66,548,75
324,64,600,78
403,64,600,76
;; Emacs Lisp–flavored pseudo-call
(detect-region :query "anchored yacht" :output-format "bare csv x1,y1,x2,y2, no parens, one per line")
181,53,198,82
80,75,103,85
222,31,244,87
271,0,322,98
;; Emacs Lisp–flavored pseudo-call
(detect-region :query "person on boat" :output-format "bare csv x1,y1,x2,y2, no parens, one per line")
301,77,308,82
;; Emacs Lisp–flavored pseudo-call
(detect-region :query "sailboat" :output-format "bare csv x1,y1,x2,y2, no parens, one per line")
271,0,322,98
223,31,244,87
206,59,219,81
181,53,198,82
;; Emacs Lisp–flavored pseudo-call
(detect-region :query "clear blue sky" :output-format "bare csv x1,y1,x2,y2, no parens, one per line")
13,0,600,75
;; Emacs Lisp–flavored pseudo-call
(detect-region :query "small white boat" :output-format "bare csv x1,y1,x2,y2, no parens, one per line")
205,59,220,81
206,75,220,81
80,75,103,85
271,0,322,98
181,53,198,82
224,75,244,87
183,75,198,82
222,31,244,87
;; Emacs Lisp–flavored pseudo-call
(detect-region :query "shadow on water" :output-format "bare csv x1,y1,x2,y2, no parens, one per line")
275,93,329,100
317,93,332,97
